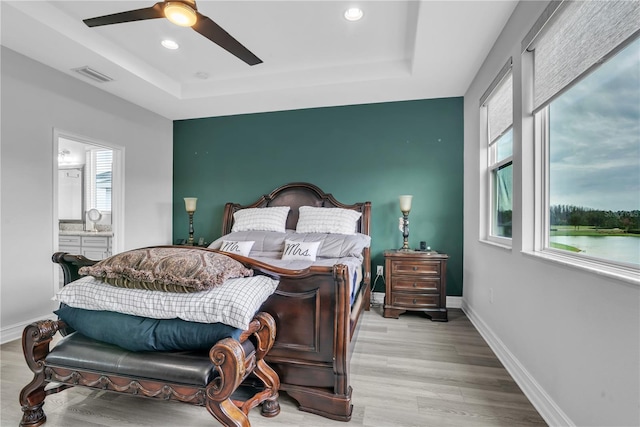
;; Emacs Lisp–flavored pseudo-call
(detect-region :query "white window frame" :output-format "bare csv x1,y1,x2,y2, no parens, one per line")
488,130,513,242
533,99,639,284
524,1,640,285
86,148,113,214
480,58,513,248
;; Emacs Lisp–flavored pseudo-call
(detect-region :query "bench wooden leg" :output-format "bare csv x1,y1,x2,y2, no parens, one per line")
206,398,250,427
19,320,64,427
207,338,250,426
254,359,280,418
19,392,46,427
247,312,280,418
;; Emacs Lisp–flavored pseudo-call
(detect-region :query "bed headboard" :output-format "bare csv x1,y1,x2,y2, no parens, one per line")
221,182,371,237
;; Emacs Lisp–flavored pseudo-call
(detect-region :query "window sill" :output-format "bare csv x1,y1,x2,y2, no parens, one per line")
479,238,512,251
521,250,640,287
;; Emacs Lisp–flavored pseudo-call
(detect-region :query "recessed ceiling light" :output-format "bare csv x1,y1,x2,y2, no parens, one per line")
344,7,363,21
161,39,179,50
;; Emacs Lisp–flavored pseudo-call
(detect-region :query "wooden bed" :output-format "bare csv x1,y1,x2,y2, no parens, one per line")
218,182,372,421
20,182,370,425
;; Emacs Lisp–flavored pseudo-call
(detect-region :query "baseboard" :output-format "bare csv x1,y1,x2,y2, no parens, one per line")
372,291,385,305
1,313,57,345
461,301,574,427
446,296,462,308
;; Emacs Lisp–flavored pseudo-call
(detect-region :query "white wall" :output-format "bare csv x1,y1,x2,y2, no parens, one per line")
0,47,173,342
463,2,639,427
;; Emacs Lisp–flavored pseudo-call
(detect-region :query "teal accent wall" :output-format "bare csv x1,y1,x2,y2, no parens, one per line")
173,97,464,296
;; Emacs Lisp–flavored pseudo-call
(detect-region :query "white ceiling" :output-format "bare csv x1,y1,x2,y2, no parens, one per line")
1,1,517,120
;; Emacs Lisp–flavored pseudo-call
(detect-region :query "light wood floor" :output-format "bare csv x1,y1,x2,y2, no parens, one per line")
1,307,547,427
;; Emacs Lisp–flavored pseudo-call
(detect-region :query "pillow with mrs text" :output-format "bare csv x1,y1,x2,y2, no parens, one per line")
281,240,321,261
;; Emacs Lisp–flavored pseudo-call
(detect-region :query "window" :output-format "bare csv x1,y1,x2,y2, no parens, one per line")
481,59,513,243
86,149,112,213
526,1,640,271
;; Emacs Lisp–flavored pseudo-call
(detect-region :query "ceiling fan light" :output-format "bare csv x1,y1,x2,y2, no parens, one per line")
164,2,197,27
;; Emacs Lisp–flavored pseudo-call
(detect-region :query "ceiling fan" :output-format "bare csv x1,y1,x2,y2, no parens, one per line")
83,0,262,66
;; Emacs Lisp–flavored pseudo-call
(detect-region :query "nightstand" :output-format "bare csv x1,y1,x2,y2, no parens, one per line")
383,250,448,321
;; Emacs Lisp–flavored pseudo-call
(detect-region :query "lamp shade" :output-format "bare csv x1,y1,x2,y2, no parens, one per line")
399,195,413,212
184,197,198,212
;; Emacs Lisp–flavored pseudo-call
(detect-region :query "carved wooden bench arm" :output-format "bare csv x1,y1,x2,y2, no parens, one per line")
223,311,281,420
19,319,66,427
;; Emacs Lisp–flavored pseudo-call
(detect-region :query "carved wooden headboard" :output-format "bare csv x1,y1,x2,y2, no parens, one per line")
221,182,371,237
221,182,371,282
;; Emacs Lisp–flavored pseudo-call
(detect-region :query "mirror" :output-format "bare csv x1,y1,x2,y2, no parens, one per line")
86,208,102,232
58,167,84,221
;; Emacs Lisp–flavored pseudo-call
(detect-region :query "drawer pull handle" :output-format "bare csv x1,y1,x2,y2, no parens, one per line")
413,299,417,304
412,283,417,287
413,266,418,271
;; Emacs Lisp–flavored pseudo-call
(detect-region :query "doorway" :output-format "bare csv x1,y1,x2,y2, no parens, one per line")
53,129,124,289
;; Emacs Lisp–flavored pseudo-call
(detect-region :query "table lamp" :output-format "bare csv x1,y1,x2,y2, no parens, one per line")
184,197,197,245
399,195,413,250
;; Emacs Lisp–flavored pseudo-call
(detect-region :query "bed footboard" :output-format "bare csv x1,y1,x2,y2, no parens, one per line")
207,245,365,421
259,264,360,421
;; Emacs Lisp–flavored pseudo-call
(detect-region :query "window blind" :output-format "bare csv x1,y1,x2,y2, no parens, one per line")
528,0,640,111
484,68,513,145
95,150,112,212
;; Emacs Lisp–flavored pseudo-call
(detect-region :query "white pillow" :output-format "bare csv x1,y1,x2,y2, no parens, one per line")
219,240,254,257
296,206,362,235
232,207,290,233
281,240,321,261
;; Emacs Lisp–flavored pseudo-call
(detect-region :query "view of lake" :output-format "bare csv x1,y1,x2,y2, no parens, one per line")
550,235,640,266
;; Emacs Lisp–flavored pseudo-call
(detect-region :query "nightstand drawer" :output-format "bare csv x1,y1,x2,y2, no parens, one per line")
392,277,440,293
391,261,440,276
391,293,439,308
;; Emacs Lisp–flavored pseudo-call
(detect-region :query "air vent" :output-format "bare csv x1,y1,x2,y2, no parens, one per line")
72,66,113,83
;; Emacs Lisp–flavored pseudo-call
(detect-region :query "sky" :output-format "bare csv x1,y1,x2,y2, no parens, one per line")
549,37,640,212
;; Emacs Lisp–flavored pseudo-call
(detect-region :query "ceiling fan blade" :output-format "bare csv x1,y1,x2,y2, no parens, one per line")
193,12,262,66
84,3,165,27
